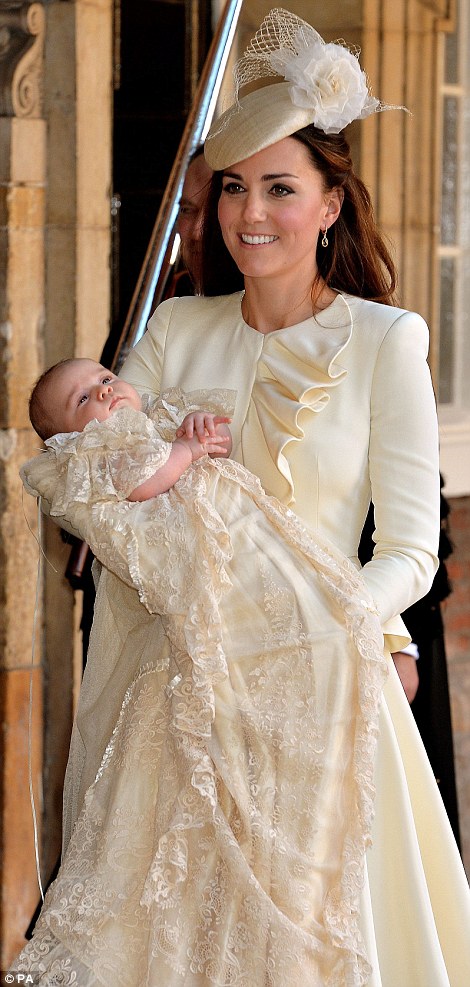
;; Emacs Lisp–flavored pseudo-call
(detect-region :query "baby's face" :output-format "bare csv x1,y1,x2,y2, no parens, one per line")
49,360,142,434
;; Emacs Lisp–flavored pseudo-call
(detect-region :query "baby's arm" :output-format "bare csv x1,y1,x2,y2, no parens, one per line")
128,415,230,502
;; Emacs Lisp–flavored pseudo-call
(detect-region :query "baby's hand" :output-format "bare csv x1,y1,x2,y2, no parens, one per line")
176,411,231,442
176,431,230,463
175,411,232,461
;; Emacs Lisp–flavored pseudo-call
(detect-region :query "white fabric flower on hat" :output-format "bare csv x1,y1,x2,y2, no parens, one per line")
269,30,379,134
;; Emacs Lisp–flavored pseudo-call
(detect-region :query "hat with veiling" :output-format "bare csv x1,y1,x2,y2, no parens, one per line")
205,7,404,170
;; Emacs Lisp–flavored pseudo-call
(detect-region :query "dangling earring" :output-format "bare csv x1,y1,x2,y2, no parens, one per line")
321,227,329,248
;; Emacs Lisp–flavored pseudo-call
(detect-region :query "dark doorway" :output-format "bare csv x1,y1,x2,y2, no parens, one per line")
106,0,211,365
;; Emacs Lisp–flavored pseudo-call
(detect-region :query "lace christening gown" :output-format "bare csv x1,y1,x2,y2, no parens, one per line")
18,392,388,986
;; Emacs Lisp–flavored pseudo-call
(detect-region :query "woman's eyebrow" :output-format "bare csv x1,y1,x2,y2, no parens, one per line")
222,171,298,181
262,173,298,181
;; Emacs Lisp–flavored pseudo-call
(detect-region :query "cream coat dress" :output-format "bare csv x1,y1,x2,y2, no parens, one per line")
17,290,470,985
120,290,470,986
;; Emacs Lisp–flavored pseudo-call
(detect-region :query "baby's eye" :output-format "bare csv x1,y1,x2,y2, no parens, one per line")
102,376,113,384
221,181,245,195
78,394,88,406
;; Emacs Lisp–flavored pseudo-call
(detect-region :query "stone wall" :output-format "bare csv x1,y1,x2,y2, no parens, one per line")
0,0,113,966
0,2,48,959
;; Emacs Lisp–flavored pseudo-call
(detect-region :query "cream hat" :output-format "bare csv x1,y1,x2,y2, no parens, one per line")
205,82,317,171
205,7,403,171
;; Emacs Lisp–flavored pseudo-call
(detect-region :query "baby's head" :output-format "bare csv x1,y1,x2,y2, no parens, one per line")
29,358,142,440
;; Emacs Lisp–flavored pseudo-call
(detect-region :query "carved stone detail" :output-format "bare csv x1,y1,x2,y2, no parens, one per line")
0,1,45,118
416,0,451,17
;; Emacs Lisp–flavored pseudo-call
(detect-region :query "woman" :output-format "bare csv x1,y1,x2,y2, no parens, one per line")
17,9,470,987
119,10,470,985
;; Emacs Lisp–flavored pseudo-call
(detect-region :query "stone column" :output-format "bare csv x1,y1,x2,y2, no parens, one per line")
0,0,47,963
361,0,450,340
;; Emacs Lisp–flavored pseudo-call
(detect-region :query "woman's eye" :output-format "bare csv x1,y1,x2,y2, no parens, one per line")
222,181,245,195
270,184,292,197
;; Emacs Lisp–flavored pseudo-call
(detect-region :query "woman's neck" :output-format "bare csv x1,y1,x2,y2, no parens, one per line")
241,276,337,334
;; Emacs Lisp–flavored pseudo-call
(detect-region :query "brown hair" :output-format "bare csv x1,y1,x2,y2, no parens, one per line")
201,126,397,305
29,359,75,441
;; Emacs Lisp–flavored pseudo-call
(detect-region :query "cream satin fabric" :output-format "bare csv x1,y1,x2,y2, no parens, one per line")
119,290,470,985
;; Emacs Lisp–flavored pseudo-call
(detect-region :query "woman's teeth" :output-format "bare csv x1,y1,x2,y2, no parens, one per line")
241,234,278,244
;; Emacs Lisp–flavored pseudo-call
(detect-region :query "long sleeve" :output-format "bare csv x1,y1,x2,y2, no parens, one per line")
362,310,440,624
119,299,175,398
119,292,441,651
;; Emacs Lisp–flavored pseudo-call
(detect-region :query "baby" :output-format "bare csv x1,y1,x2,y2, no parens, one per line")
28,357,232,501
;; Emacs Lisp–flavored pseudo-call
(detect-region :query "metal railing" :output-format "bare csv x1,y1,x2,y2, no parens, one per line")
111,0,243,370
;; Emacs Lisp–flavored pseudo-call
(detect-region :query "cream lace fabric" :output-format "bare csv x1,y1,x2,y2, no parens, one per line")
17,392,387,985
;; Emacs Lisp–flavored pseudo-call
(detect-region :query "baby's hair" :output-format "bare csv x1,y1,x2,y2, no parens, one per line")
29,359,76,441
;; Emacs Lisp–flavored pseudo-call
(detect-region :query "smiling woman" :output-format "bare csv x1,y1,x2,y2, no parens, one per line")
217,138,342,330
202,126,396,309
116,10,470,985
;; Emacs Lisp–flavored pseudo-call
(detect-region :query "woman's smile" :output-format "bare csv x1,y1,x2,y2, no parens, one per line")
240,233,279,245
218,137,340,285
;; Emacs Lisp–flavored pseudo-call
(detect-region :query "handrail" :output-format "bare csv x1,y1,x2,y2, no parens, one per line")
111,0,243,370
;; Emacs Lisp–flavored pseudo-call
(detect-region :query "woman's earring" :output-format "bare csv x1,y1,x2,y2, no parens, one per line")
321,227,329,248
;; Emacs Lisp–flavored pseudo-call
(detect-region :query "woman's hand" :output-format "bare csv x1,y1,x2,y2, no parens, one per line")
176,411,231,440
392,651,419,703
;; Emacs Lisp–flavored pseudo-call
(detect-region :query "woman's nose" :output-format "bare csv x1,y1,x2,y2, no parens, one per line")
242,191,266,223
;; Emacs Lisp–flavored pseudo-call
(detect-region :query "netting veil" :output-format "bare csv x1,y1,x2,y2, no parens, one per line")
210,7,406,139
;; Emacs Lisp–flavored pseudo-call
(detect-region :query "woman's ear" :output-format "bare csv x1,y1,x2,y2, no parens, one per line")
325,187,343,225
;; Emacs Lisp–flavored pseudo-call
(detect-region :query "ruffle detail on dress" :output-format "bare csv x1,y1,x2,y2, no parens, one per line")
96,458,387,983
21,451,66,508
248,293,353,504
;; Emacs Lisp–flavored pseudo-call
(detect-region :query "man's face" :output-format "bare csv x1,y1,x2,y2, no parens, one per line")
177,154,213,288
